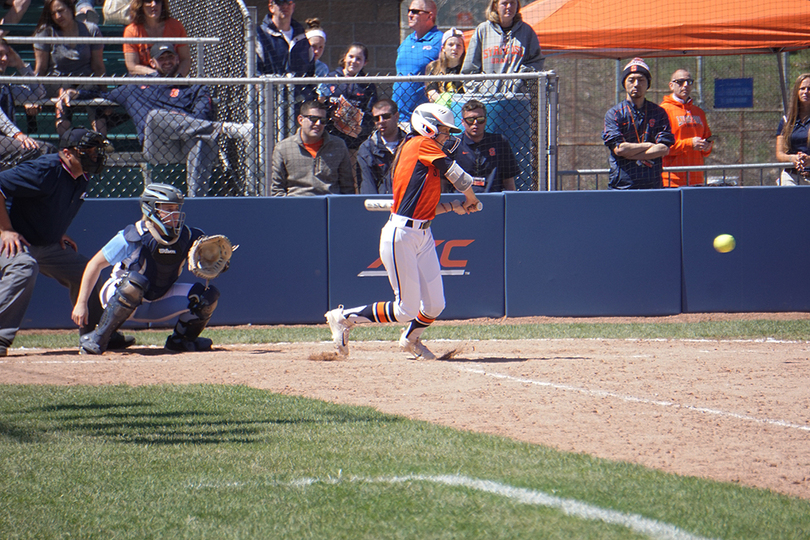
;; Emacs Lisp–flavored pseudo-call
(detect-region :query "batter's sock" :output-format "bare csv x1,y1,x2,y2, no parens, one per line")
402,311,435,342
343,302,396,324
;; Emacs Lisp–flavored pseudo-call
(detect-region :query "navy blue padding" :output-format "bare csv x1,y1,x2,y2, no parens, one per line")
505,190,682,316
681,186,810,312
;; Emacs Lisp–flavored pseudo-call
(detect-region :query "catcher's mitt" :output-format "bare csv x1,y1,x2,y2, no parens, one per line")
188,235,236,280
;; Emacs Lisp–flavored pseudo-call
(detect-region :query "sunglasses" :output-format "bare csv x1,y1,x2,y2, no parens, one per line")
302,114,327,125
373,112,394,121
408,8,429,15
672,78,694,86
462,116,486,126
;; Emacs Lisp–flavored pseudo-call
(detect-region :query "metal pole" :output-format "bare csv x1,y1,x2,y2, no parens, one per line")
537,74,548,191
263,81,275,196
244,5,258,195
547,73,559,191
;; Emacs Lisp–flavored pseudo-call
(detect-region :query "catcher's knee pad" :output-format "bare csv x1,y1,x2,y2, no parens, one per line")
116,272,149,309
187,282,219,321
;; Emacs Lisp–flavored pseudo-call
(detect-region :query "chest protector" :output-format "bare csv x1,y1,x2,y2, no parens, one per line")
123,222,203,301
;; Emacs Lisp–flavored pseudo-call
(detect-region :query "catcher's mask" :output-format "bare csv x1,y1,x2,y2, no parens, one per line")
140,183,186,245
62,129,111,175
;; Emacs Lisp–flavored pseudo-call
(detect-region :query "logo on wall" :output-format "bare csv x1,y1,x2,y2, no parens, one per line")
357,239,475,277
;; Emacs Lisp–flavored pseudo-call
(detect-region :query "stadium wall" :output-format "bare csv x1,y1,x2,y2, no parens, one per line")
20,187,810,329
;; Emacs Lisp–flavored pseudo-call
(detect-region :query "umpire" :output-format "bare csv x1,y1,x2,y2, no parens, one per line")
0,128,133,355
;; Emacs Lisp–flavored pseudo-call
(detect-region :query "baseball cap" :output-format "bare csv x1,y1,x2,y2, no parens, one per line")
60,128,103,149
442,27,464,48
150,43,177,59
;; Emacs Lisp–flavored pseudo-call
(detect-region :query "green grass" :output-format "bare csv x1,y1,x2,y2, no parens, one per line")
13,318,810,351
1,384,808,539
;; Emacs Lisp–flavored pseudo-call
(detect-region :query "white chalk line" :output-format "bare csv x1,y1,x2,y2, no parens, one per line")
461,367,810,432
189,473,716,540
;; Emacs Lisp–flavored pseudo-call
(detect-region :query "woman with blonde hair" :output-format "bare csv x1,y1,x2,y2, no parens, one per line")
425,27,465,105
123,0,191,76
776,73,810,185
461,0,543,94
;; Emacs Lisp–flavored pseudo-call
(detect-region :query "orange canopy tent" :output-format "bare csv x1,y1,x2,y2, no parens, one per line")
517,0,810,58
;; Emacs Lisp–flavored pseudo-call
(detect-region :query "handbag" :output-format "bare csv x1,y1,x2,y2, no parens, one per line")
102,0,131,25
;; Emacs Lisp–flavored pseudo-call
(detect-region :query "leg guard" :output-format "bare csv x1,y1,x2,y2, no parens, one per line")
80,272,148,355
165,283,219,352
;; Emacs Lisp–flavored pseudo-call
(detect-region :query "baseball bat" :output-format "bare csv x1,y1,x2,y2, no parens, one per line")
363,199,483,212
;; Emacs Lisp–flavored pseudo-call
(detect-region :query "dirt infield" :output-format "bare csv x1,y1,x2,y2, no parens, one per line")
3,314,808,500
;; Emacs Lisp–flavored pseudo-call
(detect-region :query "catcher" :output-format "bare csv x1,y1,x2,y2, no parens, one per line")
71,183,234,354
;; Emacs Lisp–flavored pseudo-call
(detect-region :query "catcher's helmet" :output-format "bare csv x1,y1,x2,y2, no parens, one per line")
140,183,186,245
410,103,462,139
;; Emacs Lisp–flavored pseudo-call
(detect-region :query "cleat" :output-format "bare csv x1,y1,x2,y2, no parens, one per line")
79,333,104,355
399,332,436,360
107,331,135,350
165,335,213,352
325,305,353,356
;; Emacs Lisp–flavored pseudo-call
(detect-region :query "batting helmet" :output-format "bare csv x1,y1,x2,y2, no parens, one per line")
411,103,462,139
140,183,186,245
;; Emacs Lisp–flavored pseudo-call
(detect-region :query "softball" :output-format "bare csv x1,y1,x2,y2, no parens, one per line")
713,234,736,253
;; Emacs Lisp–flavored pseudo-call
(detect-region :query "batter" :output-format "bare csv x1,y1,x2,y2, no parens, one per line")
325,103,481,359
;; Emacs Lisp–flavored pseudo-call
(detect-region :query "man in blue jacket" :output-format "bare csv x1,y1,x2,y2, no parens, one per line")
62,44,248,197
256,0,315,102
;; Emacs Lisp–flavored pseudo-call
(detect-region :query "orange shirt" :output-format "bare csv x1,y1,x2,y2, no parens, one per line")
123,18,188,68
660,94,713,187
392,136,447,221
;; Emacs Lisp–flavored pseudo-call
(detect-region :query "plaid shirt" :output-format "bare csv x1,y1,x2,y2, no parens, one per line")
270,130,354,196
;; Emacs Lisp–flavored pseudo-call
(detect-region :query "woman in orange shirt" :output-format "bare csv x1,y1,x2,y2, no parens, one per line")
123,0,190,76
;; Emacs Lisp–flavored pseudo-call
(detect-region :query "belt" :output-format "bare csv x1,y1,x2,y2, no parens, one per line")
389,214,431,230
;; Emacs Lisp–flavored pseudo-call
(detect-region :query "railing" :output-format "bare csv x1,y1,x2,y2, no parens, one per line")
556,163,793,190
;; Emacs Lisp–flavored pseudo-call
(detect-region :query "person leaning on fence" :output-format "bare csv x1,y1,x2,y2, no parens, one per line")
270,99,353,196
305,17,328,77
123,0,191,77
660,69,713,187
356,98,407,194
392,0,441,123
32,0,108,137
318,42,377,151
775,73,810,186
602,58,674,190
256,0,315,102
60,43,252,197
0,39,56,170
445,98,518,192
0,128,134,357
461,0,543,95
425,27,465,106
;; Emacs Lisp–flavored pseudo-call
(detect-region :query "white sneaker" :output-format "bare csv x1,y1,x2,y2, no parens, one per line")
399,332,436,360
325,305,353,356
221,121,254,139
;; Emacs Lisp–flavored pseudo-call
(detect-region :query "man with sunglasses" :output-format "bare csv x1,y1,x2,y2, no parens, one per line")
660,69,713,187
0,128,134,356
356,99,407,194
393,0,442,123
271,100,353,196
445,99,518,192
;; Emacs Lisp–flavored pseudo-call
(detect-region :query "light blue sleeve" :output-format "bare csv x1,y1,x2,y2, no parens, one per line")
100,230,139,265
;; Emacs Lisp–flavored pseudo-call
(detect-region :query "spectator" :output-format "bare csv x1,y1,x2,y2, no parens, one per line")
0,39,56,170
62,44,252,197
0,128,133,356
776,73,810,186
602,58,673,190
33,0,107,136
0,0,30,27
660,69,713,187
392,0,441,123
425,27,465,106
319,42,377,151
356,98,406,194
270,99,353,196
305,17,328,77
123,0,191,77
256,0,315,104
446,98,518,192
462,0,543,94
75,0,99,23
